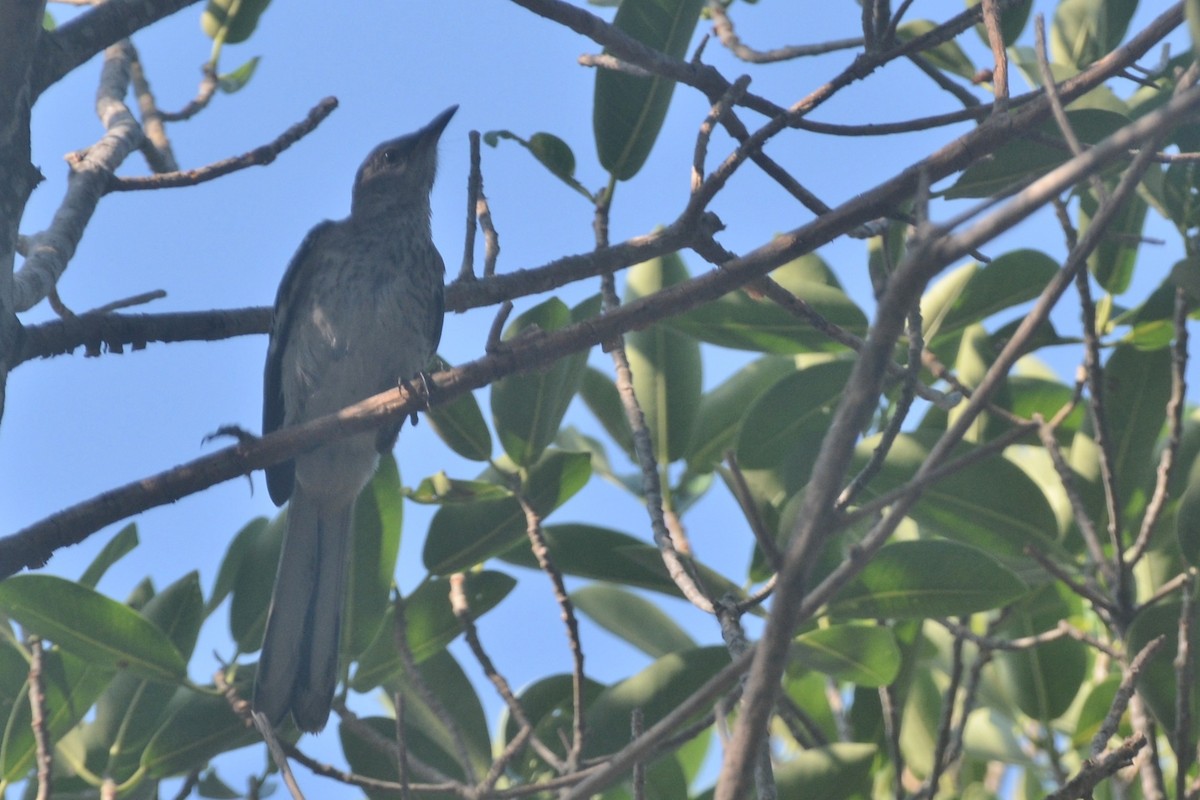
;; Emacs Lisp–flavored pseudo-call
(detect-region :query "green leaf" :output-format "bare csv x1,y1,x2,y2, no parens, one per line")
923,250,1061,346
1080,182,1148,294
735,359,853,471
86,573,206,780
1071,675,1124,747
583,646,729,758
217,56,260,93
625,253,702,464
350,571,516,690
0,575,186,683
422,449,591,575
593,0,705,180
896,20,976,80
669,257,867,353
774,743,877,799
345,455,402,658
229,511,285,652
969,0,1032,47
850,433,1061,557
829,540,1027,619
686,356,796,473
427,360,492,461
580,366,636,458
1127,601,1199,737
200,0,272,44
1,647,115,781
79,523,138,589
499,523,705,597
1099,343,1173,514
500,673,608,779
945,109,1131,198
1050,0,1137,69
491,298,588,465
379,649,492,784
141,681,260,777
483,130,593,199
791,623,901,687
207,516,268,616
996,584,1088,721
407,473,513,504
571,584,695,657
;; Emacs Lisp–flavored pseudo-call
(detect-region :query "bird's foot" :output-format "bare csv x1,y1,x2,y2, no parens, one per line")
203,424,258,447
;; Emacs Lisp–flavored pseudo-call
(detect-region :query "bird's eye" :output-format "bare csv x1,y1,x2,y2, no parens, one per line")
382,148,400,163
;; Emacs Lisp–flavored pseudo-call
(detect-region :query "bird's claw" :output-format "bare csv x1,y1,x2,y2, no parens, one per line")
203,424,258,447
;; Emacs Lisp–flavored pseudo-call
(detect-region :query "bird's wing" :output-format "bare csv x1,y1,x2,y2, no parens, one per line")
430,251,446,354
263,220,336,506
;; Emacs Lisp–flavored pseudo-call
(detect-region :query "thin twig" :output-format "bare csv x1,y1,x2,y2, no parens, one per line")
459,130,482,282
515,493,587,768
707,2,863,63
1129,285,1190,564
1090,635,1166,757
1175,580,1195,797
28,638,52,800
449,573,567,773
107,96,338,192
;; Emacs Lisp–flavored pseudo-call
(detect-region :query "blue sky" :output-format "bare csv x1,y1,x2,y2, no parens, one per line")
3,0,1194,795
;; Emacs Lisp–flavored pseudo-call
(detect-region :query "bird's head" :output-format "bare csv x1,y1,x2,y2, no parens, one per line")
351,105,457,217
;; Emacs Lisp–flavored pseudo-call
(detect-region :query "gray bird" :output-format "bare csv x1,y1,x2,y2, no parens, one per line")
254,106,455,732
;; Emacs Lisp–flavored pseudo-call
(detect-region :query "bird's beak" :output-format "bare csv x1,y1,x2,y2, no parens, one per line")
418,105,458,145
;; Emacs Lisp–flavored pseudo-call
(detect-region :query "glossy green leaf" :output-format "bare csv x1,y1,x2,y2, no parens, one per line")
141,681,260,777
969,0,1032,47
407,473,513,504
945,110,1130,198
423,449,591,575
207,516,268,616
1,647,115,781
625,253,702,464
850,433,1060,556
997,584,1087,721
583,646,729,758
500,673,607,778
593,0,705,179
735,359,853,470
1070,675,1124,747
1177,451,1200,568
0,575,185,683
686,356,796,473
571,584,695,657
1097,343,1172,513
670,261,867,354
78,523,138,589
491,298,588,465
1051,0,1137,69
500,523,712,598
229,511,285,652
427,370,492,461
896,20,975,80
380,648,492,783
351,571,516,690
217,56,259,94
791,623,900,687
86,573,206,780
1003,376,1087,444
580,366,636,458
200,0,272,44
346,455,402,658
1127,601,1200,737
829,540,1027,619
923,250,1061,346
1080,182,1148,294
774,742,876,799
483,130,593,199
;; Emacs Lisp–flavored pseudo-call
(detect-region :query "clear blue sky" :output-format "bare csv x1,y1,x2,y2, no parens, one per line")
3,0,1192,795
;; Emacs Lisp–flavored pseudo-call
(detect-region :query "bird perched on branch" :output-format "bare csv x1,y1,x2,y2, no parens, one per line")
254,106,456,732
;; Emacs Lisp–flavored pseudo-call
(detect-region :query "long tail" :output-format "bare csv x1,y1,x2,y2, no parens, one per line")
253,486,353,732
